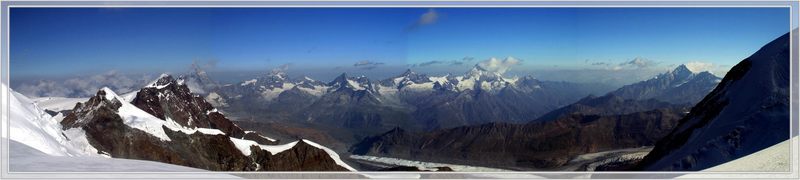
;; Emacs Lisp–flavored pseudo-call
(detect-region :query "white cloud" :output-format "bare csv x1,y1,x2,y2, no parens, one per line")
684,61,715,73
418,9,439,25
476,57,522,74
15,71,154,98
619,57,657,69
406,9,440,31
604,57,659,71
353,60,385,70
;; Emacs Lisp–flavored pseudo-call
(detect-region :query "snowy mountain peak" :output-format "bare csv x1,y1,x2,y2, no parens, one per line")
262,65,290,81
327,73,371,91
669,64,720,79
671,64,697,77
400,69,415,76
181,64,220,95
268,71,287,80
145,74,175,89
190,63,208,76
609,63,722,104
674,64,692,72
390,69,431,86
329,73,349,85
98,87,122,102
466,65,502,79
157,73,170,79
472,56,520,75
302,76,317,82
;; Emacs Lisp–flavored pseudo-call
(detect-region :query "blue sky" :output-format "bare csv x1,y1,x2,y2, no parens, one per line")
10,8,790,79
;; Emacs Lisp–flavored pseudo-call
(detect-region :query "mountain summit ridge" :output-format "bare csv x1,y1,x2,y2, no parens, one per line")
56,74,356,171
636,32,791,171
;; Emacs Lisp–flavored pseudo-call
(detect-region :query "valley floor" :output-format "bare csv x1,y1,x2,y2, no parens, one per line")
564,146,653,171
349,155,513,172
348,146,652,172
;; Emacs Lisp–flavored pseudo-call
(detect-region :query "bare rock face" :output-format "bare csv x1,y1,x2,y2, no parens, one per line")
252,141,348,171
61,75,353,171
131,75,245,138
533,94,683,122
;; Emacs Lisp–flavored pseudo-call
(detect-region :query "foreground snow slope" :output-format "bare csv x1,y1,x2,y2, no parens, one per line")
701,136,791,172
5,83,97,157
6,138,240,179
675,137,795,179
7,138,196,172
638,32,791,171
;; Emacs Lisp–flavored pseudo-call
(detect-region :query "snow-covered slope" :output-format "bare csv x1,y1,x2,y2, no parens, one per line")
304,139,358,171
674,137,794,179
637,32,791,171
7,138,193,172
699,137,791,172
7,138,241,179
31,97,88,112
6,83,99,157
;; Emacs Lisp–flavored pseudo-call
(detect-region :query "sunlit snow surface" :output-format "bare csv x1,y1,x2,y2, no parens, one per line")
228,137,298,156
244,130,277,142
7,139,241,179
686,137,793,173
7,84,99,157
31,97,88,112
304,139,357,171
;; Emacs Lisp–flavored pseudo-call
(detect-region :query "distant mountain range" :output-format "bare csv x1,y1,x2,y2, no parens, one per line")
349,32,791,171
200,61,622,135
609,64,721,105
170,56,725,160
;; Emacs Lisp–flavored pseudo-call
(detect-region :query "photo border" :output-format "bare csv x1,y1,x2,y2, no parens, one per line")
0,0,797,179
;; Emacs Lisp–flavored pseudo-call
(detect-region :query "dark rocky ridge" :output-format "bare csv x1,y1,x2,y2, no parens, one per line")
131,75,247,138
61,75,351,171
534,94,684,122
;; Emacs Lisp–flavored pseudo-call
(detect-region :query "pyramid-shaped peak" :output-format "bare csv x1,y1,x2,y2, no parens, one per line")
670,64,696,78
328,73,350,86
335,72,348,80
400,69,416,76
145,74,176,89
190,62,207,76
98,87,122,102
